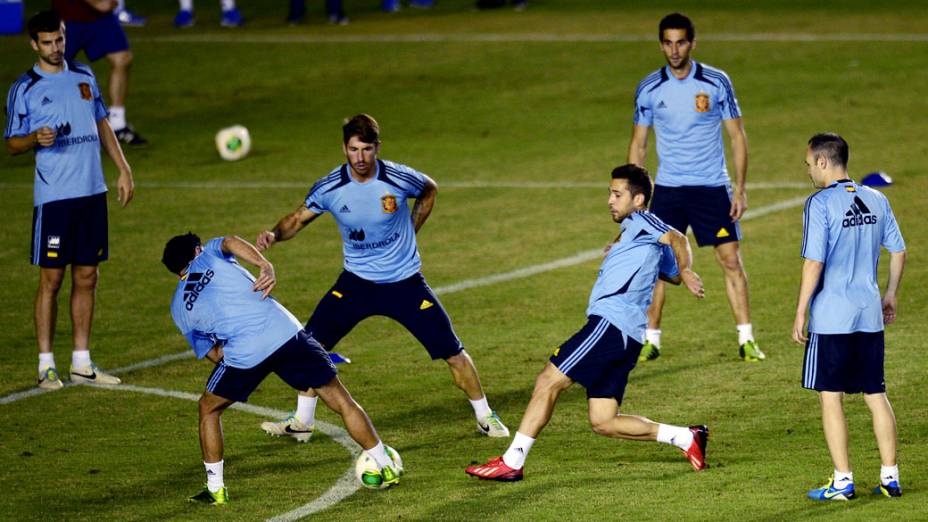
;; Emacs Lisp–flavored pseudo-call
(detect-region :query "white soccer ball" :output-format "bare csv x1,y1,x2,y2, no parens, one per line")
355,445,403,490
215,125,251,161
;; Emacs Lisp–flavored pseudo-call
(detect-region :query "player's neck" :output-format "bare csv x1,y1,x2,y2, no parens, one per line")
36,60,64,74
822,171,850,187
668,59,692,80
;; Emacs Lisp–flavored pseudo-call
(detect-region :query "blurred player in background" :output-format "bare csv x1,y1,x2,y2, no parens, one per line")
174,0,243,28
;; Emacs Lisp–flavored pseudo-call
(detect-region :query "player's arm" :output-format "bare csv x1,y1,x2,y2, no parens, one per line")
97,118,134,208
658,228,703,298
723,117,748,220
881,250,906,325
220,235,276,299
791,258,824,344
204,345,225,364
626,125,650,166
6,128,57,155
256,205,321,251
411,174,438,233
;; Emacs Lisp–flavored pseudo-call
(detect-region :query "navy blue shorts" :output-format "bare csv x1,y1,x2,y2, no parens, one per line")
306,270,463,360
550,316,643,403
649,185,741,247
802,331,885,394
206,330,337,403
31,193,108,267
64,14,130,62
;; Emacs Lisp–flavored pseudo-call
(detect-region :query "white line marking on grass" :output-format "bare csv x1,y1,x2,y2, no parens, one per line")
142,33,928,44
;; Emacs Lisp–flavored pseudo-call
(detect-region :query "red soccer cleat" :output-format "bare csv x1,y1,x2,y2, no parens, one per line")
684,425,709,471
465,456,524,482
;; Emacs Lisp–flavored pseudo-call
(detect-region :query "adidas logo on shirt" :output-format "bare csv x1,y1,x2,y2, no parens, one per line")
183,269,215,311
842,196,877,228
657,100,667,109
41,96,52,106
339,205,351,213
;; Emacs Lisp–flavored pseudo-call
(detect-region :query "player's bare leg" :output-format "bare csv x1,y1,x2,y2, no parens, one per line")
198,391,234,463
587,398,658,440
714,241,750,325
863,393,897,467
516,362,573,438
445,350,484,400
314,377,379,449
35,267,65,354
70,265,98,351
819,392,851,473
105,50,132,107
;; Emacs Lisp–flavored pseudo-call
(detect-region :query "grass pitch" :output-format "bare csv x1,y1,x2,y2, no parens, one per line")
1,1,927,520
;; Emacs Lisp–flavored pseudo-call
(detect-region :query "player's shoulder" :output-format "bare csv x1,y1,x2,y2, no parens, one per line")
694,62,735,88
67,60,96,79
308,165,348,196
7,68,42,97
635,67,668,97
378,159,426,189
630,210,670,232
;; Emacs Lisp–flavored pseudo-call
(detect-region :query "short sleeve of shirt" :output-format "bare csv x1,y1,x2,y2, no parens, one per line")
658,243,680,278
305,177,333,215
714,71,741,120
4,80,29,139
90,75,107,121
880,197,906,253
184,330,217,360
801,195,828,262
386,162,428,198
203,237,232,260
632,211,671,241
633,82,653,127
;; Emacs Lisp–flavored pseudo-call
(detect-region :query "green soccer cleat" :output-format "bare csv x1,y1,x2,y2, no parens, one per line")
739,340,766,362
188,485,229,505
638,341,660,362
477,411,510,438
37,367,63,390
381,465,401,488
873,481,902,498
70,363,122,385
260,415,314,443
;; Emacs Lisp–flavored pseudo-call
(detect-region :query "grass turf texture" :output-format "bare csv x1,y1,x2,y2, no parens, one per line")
1,1,927,520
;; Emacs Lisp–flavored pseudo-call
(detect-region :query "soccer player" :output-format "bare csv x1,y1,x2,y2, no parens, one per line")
5,10,135,390
256,114,509,441
793,134,906,500
466,164,708,481
163,233,401,504
52,0,147,145
627,13,764,362
174,0,243,28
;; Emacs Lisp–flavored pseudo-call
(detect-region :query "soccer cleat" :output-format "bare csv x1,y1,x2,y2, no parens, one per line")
808,477,855,501
638,341,660,362
328,351,351,364
477,411,510,438
116,9,147,27
873,481,902,498
70,363,121,385
684,425,709,471
114,125,148,146
381,465,401,487
260,415,314,443
188,485,229,505
220,8,244,27
465,456,523,482
37,367,63,390
739,340,766,362
173,9,195,28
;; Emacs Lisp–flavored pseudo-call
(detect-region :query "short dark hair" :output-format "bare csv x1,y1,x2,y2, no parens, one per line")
611,164,653,206
162,232,201,275
659,12,694,42
342,114,380,145
808,133,849,169
28,10,62,42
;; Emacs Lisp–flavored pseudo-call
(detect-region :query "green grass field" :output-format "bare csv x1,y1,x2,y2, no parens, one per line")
1,1,927,520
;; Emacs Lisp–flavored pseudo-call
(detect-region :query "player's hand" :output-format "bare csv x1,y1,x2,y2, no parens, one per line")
253,263,276,299
882,294,897,325
256,230,276,252
730,190,747,221
116,170,134,208
35,127,56,147
681,269,704,299
603,242,613,256
791,313,808,344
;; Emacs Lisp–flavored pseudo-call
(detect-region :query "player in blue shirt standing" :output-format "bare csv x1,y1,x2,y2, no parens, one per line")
466,165,708,481
792,134,906,501
627,13,764,362
256,114,509,441
163,233,401,503
5,10,135,390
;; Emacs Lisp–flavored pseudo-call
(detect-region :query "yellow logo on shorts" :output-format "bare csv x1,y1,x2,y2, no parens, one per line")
419,299,433,310
331,290,343,298
716,227,730,238
552,346,560,357
47,251,58,258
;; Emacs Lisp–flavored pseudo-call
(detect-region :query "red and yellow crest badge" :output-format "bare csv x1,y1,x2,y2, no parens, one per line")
78,83,92,101
381,194,397,214
695,91,710,113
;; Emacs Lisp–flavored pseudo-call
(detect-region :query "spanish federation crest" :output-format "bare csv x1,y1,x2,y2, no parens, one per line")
381,193,397,214
695,91,710,113
78,82,92,101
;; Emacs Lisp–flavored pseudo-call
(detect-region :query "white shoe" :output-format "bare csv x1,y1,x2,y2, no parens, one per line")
477,411,510,437
70,363,122,385
37,367,64,390
261,415,314,443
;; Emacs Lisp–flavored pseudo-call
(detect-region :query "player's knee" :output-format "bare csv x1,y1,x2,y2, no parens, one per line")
39,271,65,293
72,268,98,290
589,416,612,436
444,351,468,369
717,251,743,273
109,50,133,69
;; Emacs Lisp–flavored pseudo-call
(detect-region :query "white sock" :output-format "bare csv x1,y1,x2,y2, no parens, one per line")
881,465,899,485
502,432,534,469
736,324,754,345
645,328,661,347
295,395,317,425
469,396,491,420
179,0,193,11
365,441,393,469
656,424,693,450
72,349,91,369
834,470,853,488
221,0,236,11
38,353,56,373
204,460,224,492
108,106,126,131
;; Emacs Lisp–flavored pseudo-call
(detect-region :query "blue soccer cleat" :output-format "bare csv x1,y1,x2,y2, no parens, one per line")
873,480,902,498
220,8,243,27
807,477,855,501
328,351,351,364
174,9,194,28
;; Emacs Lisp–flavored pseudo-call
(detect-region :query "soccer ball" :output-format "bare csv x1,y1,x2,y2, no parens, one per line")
355,445,403,490
215,125,251,161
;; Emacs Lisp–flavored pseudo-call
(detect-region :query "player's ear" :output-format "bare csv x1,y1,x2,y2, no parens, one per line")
633,193,646,208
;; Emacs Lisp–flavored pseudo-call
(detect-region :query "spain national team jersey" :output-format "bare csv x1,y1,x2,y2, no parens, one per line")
801,180,906,334
587,211,675,343
5,61,108,206
170,238,302,369
305,159,426,283
633,60,741,188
